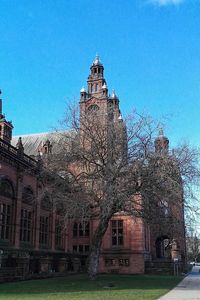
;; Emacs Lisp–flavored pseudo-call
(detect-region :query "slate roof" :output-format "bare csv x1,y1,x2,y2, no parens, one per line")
12,131,74,157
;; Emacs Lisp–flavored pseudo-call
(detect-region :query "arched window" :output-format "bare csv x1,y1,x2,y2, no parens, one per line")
22,187,34,204
91,84,94,93
41,194,53,211
155,236,171,259
73,222,78,237
81,221,89,237
158,200,169,217
0,179,14,198
87,104,100,114
73,221,89,238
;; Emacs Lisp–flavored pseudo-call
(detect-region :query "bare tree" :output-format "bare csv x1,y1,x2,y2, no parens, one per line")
186,228,200,263
38,104,200,279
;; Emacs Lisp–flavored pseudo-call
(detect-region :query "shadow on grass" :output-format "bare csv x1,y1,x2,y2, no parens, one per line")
0,274,183,296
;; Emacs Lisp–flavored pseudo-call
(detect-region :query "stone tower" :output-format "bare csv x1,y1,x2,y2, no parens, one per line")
154,128,169,155
80,55,122,123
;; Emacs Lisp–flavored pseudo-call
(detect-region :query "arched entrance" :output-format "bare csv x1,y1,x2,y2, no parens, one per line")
155,236,171,259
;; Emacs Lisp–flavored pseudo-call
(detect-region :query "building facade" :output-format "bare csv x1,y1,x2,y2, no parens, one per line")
0,56,186,281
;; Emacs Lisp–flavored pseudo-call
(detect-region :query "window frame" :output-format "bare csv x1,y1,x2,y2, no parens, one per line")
111,220,124,247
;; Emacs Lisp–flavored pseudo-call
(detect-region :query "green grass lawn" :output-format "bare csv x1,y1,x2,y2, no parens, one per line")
0,274,182,300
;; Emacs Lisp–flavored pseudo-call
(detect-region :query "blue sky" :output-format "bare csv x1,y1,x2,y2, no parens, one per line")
0,0,200,149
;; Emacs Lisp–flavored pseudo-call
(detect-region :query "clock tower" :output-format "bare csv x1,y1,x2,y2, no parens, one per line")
80,55,122,125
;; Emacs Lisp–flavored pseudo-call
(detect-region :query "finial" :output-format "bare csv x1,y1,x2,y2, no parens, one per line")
16,137,24,156
93,54,101,65
111,89,118,98
102,82,107,89
80,86,86,93
159,128,164,136
16,137,24,149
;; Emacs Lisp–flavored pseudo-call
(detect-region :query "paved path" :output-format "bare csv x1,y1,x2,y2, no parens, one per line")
158,266,200,300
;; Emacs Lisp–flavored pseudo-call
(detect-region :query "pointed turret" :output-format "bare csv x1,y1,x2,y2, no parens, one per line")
16,137,24,157
0,91,13,144
80,86,87,101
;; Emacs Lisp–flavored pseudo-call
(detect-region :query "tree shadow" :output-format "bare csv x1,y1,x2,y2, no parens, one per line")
0,274,182,297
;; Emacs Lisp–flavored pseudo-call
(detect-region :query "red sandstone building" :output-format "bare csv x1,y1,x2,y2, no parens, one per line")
0,56,186,280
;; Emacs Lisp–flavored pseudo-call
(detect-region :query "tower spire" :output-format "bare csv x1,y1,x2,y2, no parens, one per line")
93,54,101,65
87,54,106,97
0,90,13,144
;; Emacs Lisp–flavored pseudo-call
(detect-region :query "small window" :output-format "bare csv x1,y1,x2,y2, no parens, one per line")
119,259,129,266
112,220,123,246
73,245,78,252
79,245,83,252
85,245,90,252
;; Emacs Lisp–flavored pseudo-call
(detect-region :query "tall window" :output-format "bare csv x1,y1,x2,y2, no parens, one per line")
73,222,89,238
79,222,89,237
111,220,123,246
73,222,78,237
20,209,32,243
158,200,169,217
55,220,64,249
91,84,94,93
39,216,49,246
0,204,11,240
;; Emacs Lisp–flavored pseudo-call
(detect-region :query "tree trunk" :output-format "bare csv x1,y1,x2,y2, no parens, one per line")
88,214,111,279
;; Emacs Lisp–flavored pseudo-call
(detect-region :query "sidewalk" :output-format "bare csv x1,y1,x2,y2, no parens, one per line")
158,266,200,300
